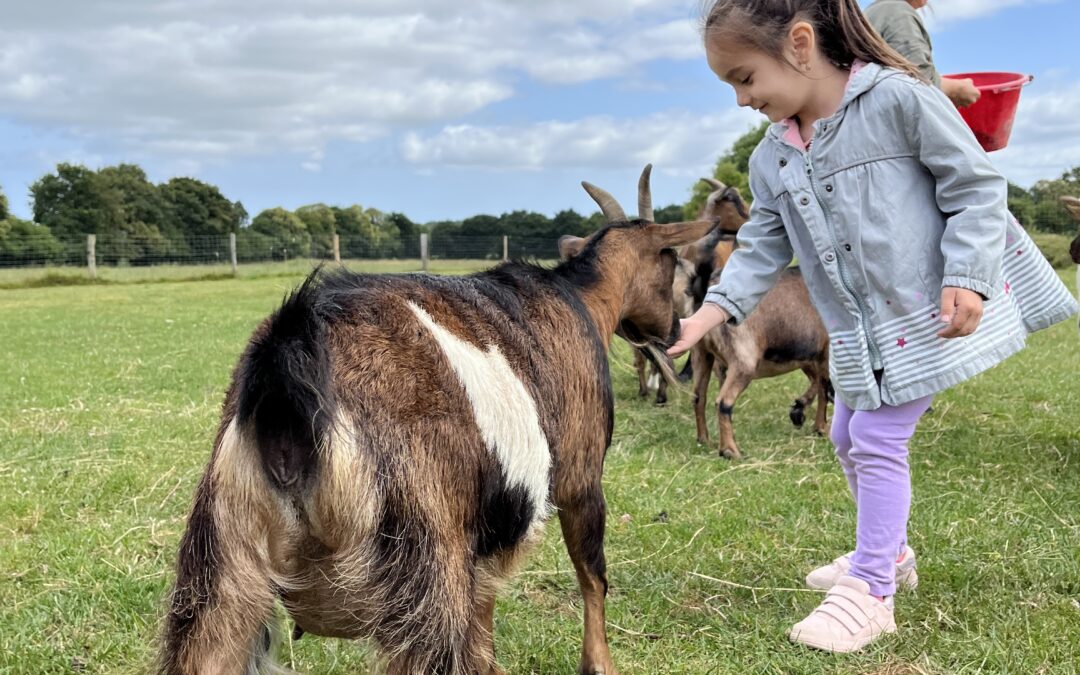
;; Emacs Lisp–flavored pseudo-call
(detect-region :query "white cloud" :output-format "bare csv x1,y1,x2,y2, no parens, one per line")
920,0,1061,28
401,107,761,172
992,80,1080,186
0,1,706,164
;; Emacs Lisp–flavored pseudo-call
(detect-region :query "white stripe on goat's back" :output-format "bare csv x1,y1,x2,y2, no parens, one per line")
407,301,552,518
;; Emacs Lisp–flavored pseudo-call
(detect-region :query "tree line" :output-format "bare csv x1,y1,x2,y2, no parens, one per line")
2,128,1078,266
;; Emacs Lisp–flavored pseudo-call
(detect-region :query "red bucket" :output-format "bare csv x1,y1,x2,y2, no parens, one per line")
943,72,1032,152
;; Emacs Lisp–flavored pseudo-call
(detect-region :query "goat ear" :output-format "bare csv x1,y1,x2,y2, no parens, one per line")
557,235,588,260
649,219,717,249
1061,195,1080,222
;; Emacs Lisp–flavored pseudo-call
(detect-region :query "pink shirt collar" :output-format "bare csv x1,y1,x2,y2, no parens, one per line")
780,59,867,151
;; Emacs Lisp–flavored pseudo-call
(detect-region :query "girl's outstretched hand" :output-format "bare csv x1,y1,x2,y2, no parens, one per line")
667,303,730,357
937,287,984,338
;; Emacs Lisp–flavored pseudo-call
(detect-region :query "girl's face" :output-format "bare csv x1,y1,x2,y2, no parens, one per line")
705,39,812,124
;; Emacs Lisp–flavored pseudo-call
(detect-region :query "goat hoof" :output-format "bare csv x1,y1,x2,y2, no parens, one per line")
720,447,741,460
789,404,806,427
654,394,667,406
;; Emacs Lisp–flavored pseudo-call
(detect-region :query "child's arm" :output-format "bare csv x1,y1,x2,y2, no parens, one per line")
903,82,1007,302
667,166,793,356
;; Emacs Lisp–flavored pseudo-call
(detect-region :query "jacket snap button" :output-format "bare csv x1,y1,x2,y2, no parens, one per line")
844,243,852,251
799,196,809,206
824,252,836,263
779,158,788,167
825,184,834,192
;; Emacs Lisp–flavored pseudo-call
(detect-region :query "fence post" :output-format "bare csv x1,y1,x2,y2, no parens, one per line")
86,234,97,279
229,233,238,276
503,235,508,262
333,234,341,264
420,233,429,272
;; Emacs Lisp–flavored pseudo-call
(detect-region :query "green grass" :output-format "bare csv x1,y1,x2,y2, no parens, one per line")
1,271,1078,674
0,258,504,288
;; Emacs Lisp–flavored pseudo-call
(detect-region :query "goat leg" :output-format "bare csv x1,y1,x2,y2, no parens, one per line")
557,485,617,675
692,347,714,446
633,348,650,398
789,370,819,428
715,371,753,460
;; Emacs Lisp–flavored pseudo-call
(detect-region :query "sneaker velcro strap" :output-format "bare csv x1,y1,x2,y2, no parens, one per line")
816,594,869,634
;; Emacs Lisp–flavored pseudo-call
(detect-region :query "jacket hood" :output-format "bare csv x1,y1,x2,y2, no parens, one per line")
765,62,902,144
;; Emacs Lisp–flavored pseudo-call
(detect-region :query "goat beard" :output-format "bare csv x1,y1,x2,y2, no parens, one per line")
617,317,682,389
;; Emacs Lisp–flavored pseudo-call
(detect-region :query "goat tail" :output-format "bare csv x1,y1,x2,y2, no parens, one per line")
237,270,335,492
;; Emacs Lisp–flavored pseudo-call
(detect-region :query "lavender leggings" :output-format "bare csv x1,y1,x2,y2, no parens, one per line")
830,393,934,597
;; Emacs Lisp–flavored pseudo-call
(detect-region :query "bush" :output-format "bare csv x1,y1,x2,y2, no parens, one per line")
0,219,65,266
1029,230,1076,270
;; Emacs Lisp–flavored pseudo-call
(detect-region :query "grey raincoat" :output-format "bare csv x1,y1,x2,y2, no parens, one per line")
705,63,1078,410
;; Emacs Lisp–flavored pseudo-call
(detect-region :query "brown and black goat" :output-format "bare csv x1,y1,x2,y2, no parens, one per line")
158,169,716,675
631,177,747,404
1062,195,1080,264
671,261,830,460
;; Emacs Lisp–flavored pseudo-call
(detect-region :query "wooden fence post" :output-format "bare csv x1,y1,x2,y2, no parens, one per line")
333,234,341,264
503,235,508,262
87,234,97,279
229,232,238,276
420,233,429,272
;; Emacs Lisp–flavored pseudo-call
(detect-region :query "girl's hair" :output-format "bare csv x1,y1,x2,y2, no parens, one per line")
703,0,926,82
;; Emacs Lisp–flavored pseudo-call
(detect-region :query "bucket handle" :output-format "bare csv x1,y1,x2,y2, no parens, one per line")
987,74,1033,95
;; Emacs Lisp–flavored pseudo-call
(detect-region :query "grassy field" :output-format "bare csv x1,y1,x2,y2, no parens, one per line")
1,268,1078,674
0,259,501,288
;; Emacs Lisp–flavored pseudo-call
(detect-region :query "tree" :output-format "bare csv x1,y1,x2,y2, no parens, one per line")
385,212,421,257
251,207,311,258
295,204,337,257
31,163,124,241
0,218,64,266
160,177,245,260
0,184,9,221
653,204,685,224
332,205,379,258
685,122,768,219
96,164,171,263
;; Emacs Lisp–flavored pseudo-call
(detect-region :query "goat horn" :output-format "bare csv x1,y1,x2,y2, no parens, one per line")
1060,195,1080,220
703,177,726,190
582,181,628,222
638,164,654,221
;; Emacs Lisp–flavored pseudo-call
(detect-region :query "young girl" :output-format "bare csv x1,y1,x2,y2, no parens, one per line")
668,0,1078,654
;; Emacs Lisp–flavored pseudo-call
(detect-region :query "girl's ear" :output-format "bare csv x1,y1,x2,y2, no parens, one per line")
788,20,816,71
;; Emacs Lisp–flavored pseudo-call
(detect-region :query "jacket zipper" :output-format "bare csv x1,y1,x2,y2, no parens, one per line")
803,151,883,369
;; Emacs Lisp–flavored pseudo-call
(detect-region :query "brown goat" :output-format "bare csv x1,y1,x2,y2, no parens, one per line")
1062,196,1080,264
673,262,830,459
634,177,746,404
158,169,716,675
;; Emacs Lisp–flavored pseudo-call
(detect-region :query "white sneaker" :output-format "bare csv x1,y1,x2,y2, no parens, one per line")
805,545,917,591
788,576,896,653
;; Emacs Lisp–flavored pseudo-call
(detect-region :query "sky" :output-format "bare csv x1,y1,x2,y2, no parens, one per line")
1,0,1077,225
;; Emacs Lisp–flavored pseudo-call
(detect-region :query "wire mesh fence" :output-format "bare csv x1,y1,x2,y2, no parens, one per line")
0,231,566,277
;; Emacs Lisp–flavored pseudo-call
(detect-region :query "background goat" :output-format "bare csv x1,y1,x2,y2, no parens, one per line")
672,261,830,460
632,177,746,404
159,168,715,675
1063,196,1080,264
